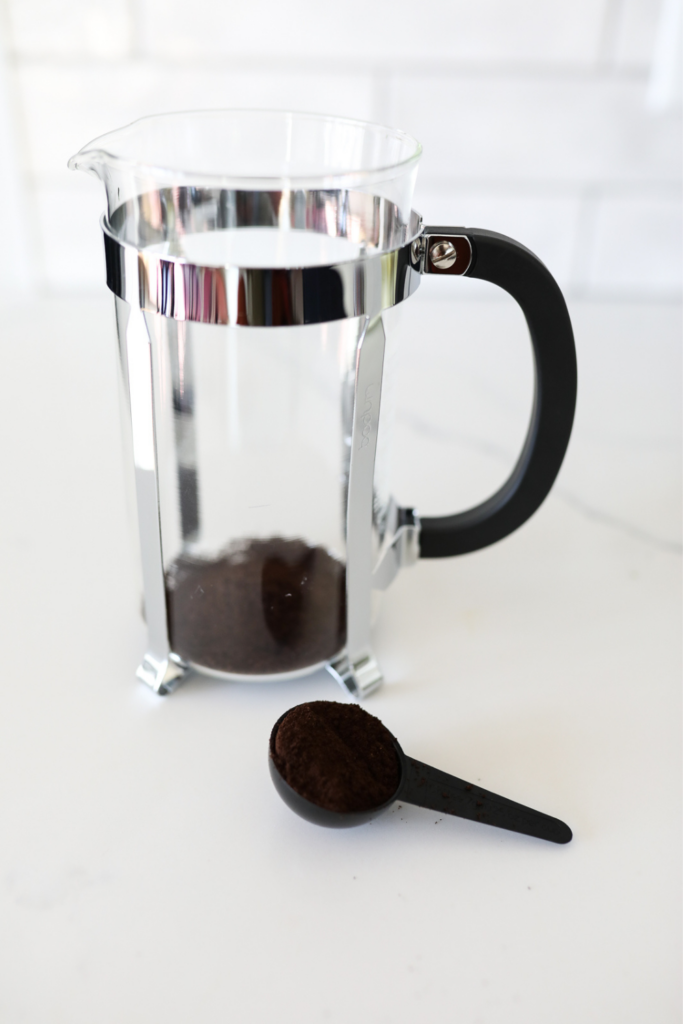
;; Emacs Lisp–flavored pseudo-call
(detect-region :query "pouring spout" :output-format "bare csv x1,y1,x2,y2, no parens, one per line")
67,140,127,222
67,123,167,222
68,147,108,179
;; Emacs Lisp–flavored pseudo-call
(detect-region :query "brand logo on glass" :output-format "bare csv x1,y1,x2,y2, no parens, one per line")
359,384,376,449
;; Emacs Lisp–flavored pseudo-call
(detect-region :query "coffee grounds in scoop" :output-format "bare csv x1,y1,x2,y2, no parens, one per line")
272,701,400,813
166,538,345,676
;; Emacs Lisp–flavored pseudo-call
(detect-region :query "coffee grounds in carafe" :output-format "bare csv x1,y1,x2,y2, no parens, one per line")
166,538,346,675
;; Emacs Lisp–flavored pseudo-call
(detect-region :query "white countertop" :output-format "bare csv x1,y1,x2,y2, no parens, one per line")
0,288,680,1022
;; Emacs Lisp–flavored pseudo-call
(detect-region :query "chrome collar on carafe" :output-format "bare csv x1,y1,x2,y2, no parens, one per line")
103,188,428,326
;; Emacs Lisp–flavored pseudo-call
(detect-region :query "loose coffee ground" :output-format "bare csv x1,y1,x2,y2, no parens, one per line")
272,701,401,813
166,537,345,675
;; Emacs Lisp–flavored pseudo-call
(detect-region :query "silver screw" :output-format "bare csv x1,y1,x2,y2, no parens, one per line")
410,238,423,265
429,240,457,270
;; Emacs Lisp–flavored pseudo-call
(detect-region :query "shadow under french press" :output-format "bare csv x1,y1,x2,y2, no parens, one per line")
167,663,346,705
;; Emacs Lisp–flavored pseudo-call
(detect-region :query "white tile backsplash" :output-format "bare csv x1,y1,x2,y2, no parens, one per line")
588,191,683,294
613,0,660,68
35,182,106,289
136,0,608,64
18,62,375,183
394,75,681,185
0,0,680,298
7,0,132,58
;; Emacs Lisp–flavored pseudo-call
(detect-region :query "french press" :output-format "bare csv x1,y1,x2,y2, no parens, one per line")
70,110,576,698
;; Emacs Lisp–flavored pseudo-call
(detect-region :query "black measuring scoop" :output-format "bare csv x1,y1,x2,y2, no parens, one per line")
269,703,572,844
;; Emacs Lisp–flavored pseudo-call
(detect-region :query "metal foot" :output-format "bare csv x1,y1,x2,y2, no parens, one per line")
136,652,188,695
327,653,384,700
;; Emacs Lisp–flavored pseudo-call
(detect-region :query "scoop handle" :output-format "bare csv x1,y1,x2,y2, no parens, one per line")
399,756,572,844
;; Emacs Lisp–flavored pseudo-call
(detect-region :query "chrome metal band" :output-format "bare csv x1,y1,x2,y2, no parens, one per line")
103,220,422,327
103,188,425,326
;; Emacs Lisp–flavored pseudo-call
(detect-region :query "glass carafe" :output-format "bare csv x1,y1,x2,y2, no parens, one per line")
70,110,577,697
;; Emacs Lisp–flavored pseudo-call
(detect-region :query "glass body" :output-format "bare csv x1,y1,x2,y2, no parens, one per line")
129,303,370,677
71,109,420,231
72,111,421,680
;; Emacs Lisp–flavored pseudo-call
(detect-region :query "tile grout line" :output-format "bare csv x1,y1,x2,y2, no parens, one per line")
4,52,658,81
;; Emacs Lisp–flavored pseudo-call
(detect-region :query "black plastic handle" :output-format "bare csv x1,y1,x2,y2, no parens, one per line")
419,227,577,558
400,756,572,844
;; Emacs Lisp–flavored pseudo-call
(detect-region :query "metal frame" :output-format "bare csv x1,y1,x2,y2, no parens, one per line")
122,303,187,694
107,190,470,697
327,315,386,698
